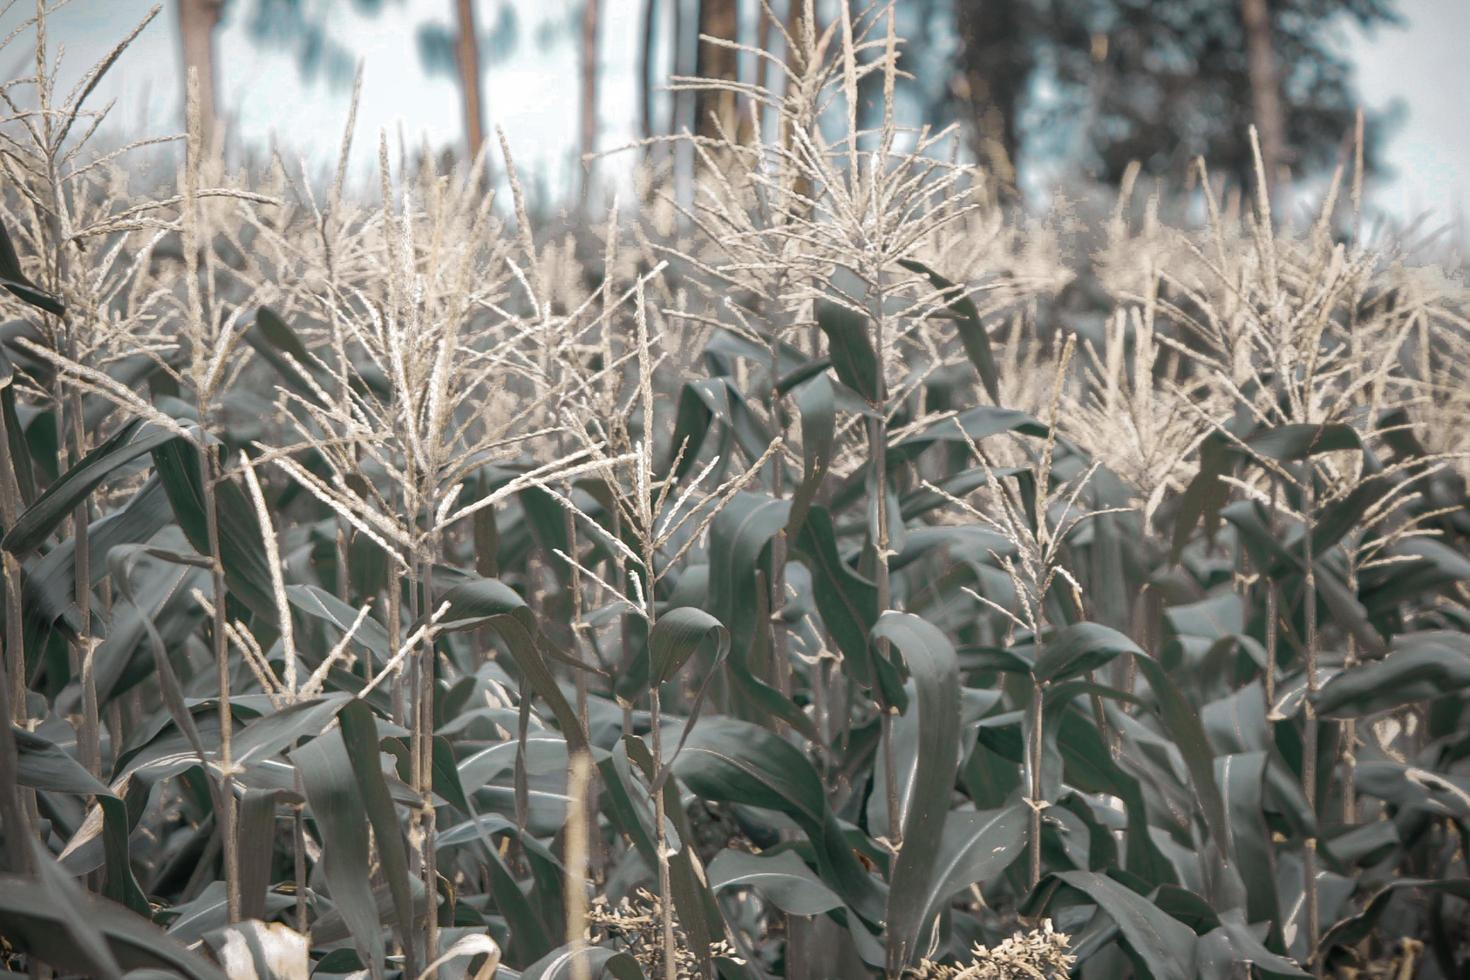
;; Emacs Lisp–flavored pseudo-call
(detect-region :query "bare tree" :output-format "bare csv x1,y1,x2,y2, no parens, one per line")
454,0,487,160
176,0,223,144
1241,0,1288,189
639,0,657,141
580,0,601,198
954,0,1031,185
754,2,772,97
693,0,739,141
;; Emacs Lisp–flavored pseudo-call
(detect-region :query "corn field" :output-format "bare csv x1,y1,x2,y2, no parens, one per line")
0,3,1468,979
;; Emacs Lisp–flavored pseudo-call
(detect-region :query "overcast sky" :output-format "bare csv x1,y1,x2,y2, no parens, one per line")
16,0,1470,230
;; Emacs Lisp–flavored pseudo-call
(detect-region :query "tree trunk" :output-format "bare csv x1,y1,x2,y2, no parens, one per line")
693,0,739,141
176,0,222,147
580,0,601,199
954,0,1031,185
752,0,776,98
640,0,658,141
1241,0,1288,191
668,0,687,138
454,0,487,162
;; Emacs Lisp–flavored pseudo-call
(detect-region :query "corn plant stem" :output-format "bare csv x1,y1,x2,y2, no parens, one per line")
866,273,900,847
1338,551,1360,828
404,548,433,972
293,783,308,932
1238,546,1255,722
54,418,83,687
771,553,792,709
521,554,546,851
1302,475,1320,956
0,643,27,874
880,708,900,841
334,526,351,604
1120,583,1151,724
1028,671,1045,890
562,485,604,881
407,556,422,812
61,444,95,892
635,481,673,975
649,683,677,980
839,650,854,765
0,406,30,724
812,653,829,778
388,571,405,728
287,664,307,933
41,61,99,786
640,521,678,980
68,393,100,782
565,750,593,980
1,549,23,724
408,555,420,799
0,421,29,872
1341,574,1358,827
100,579,119,759
768,328,791,713
419,551,440,976
614,508,634,676
1265,480,1281,710
563,494,592,731
0,483,39,875
1087,674,1110,758
200,440,241,923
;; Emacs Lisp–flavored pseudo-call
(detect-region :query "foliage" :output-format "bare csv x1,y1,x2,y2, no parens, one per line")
946,0,1398,184
239,0,405,88
0,4,1467,980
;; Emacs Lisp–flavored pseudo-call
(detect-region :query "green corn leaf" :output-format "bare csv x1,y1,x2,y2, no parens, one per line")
150,436,277,621
815,302,879,402
897,257,1000,403
871,612,962,973
1047,870,1198,980
707,849,844,916
1312,632,1470,717
429,575,589,755
649,606,728,686
2,418,176,555
786,373,834,538
1033,621,1140,684
13,726,109,796
1172,422,1364,563
914,802,1028,933
292,726,386,979
247,306,325,406
339,699,419,975
1317,878,1470,956
671,716,887,925
0,871,226,979
792,505,904,708
0,218,64,316
521,944,647,980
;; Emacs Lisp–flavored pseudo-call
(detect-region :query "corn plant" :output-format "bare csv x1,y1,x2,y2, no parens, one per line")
0,5,1467,980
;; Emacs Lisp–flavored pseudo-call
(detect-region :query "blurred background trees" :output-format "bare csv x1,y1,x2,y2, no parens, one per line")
672,0,1398,192
945,0,1398,190
172,0,1399,197
1025,0,1397,187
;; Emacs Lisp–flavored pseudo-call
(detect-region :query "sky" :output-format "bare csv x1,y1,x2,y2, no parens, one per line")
1343,0,1470,232
13,0,1470,229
